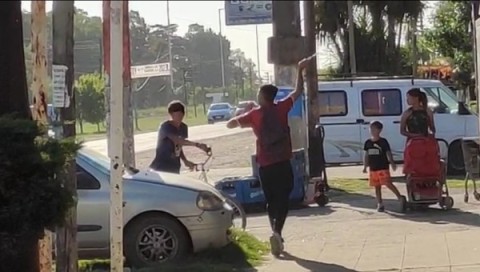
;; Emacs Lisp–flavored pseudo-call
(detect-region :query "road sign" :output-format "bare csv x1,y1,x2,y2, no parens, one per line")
131,63,170,79
225,0,272,26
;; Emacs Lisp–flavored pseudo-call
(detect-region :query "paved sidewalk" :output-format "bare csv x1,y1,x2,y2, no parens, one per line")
246,191,480,272
182,167,480,271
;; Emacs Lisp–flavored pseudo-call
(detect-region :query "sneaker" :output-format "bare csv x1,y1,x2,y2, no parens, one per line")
377,204,385,212
269,232,284,257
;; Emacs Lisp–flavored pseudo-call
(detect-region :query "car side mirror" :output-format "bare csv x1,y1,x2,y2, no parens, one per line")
458,101,471,115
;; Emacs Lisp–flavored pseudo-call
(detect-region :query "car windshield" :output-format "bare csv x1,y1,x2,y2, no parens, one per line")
421,86,459,114
210,104,230,110
78,148,110,171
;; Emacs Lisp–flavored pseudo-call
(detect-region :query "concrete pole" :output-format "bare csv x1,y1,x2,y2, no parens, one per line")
347,0,357,75
109,1,124,271
268,0,305,151
31,2,53,271
218,8,226,97
303,0,321,177
52,1,77,271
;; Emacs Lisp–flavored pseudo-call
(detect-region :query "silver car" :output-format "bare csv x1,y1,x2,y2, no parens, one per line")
207,103,235,124
76,149,233,267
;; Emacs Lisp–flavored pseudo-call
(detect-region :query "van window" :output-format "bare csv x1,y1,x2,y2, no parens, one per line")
319,91,348,116
421,87,459,114
361,89,402,116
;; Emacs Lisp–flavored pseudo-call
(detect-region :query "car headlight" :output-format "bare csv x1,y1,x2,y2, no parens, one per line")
196,191,224,211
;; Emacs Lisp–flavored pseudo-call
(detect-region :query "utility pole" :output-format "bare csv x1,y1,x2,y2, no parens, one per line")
31,2,52,271
303,0,322,178
268,1,305,150
347,0,357,75
52,1,77,271
108,1,125,271
255,25,261,82
218,8,226,97
122,1,135,167
167,0,175,92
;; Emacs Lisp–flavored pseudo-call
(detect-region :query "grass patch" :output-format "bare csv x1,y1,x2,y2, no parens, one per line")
76,106,208,141
329,177,468,196
78,229,269,272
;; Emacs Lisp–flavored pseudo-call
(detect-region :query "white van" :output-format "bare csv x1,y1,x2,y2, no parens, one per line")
318,78,478,172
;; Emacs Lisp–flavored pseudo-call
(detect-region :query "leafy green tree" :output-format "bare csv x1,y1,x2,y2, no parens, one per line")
423,1,473,89
75,73,106,133
314,0,423,74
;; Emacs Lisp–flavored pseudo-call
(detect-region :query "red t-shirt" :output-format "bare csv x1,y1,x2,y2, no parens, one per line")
237,97,294,167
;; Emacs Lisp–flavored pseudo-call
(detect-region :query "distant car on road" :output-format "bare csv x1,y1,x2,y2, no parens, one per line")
75,148,233,267
235,101,258,116
207,103,235,124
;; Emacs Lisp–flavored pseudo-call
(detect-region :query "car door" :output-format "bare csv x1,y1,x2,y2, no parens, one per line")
319,88,363,164
76,164,110,250
359,88,404,161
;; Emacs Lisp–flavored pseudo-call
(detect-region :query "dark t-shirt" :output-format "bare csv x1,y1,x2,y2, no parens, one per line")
364,137,391,171
150,121,188,173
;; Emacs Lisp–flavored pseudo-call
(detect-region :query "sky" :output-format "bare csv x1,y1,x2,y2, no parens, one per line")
21,1,437,78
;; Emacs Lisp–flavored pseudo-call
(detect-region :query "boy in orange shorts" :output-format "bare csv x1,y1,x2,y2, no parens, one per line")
363,121,406,212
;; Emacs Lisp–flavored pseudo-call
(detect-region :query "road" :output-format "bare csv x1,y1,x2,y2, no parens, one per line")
83,122,246,156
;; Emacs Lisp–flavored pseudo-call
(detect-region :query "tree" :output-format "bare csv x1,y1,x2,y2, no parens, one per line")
75,73,106,133
314,0,423,74
423,1,473,90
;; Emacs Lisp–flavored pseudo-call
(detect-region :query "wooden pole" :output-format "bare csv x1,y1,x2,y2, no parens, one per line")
31,2,53,271
109,1,125,271
52,1,77,271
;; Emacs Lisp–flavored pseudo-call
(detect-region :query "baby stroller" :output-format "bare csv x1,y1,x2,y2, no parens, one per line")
402,137,454,210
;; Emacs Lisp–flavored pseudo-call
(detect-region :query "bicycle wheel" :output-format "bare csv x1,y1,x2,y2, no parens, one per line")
222,193,247,230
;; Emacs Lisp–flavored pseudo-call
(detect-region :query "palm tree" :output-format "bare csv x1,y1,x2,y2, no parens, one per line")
314,0,424,74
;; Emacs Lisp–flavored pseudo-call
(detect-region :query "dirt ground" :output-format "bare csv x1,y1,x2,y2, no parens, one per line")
136,131,256,170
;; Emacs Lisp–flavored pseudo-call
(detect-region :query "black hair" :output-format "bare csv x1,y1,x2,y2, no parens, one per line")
259,84,278,102
370,121,383,130
167,100,185,114
407,88,427,108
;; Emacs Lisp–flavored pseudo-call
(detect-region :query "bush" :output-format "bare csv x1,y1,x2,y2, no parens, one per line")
0,116,80,235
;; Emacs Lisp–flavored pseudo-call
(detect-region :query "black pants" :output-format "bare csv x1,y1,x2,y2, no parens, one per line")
259,160,294,236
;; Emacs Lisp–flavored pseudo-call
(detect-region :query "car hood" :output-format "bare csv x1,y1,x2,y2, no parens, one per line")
124,170,225,198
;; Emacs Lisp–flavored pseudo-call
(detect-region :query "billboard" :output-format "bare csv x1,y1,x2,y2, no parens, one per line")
225,0,272,26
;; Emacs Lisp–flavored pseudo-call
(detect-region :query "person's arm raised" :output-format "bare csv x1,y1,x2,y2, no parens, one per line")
286,58,310,102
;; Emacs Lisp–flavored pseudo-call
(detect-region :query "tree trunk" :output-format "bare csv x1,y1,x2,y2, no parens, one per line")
0,233,40,272
0,1,31,119
79,119,84,134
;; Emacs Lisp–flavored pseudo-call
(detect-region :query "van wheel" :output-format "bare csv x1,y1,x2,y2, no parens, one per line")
447,141,465,175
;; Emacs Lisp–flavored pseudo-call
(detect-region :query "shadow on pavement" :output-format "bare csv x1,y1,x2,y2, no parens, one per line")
328,186,480,228
278,252,356,272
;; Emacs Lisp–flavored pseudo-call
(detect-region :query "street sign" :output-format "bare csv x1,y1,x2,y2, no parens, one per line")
225,0,272,26
131,63,170,79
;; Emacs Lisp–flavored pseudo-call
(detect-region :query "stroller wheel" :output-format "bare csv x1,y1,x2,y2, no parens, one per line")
464,194,469,203
315,194,329,207
474,192,480,201
441,196,454,210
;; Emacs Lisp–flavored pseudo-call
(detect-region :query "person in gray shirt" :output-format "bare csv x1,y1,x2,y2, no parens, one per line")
150,101,209,174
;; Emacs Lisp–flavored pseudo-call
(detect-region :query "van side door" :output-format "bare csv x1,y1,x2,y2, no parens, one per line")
319,89,362,164
359,88,404,161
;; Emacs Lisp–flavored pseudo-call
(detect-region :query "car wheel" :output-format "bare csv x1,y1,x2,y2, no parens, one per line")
124,215,190,268
447,141,465,175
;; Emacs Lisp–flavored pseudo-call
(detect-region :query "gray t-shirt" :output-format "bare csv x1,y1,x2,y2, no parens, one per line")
150,121,188,173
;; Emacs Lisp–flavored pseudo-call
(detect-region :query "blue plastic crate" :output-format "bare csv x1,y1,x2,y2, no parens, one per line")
289,175,306,201
214,177,246,204
241,177,266,205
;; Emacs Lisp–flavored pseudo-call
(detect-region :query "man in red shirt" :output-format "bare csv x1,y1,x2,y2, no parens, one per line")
226,58,309,256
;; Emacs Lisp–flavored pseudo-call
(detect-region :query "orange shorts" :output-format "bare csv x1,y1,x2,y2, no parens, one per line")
369,170,391,187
